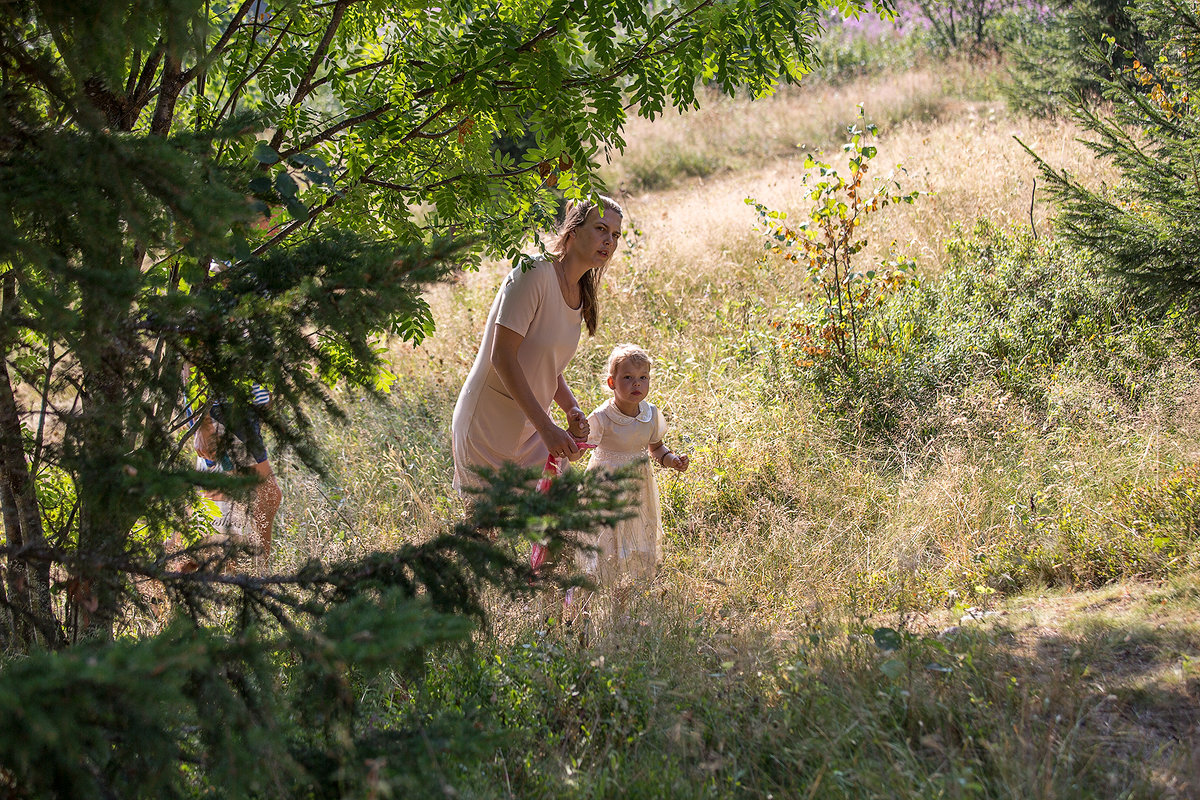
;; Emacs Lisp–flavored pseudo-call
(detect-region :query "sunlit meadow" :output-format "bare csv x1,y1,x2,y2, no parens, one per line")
267,49,1200,798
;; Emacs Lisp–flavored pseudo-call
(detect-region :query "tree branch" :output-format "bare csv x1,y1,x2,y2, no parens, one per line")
125,43,165,128
182,0,256,83
308,56,393,93
214,16,293,125
269,0,350,152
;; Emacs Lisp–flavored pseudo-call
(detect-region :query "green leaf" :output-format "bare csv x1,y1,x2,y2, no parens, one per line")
872,627,903,651
274,172,299,199
283,195,308,220
252,142,280,164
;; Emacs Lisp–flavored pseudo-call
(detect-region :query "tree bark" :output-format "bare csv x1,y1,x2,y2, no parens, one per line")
0,343,64,650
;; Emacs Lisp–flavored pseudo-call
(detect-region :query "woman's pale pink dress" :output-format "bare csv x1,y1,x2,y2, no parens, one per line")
451,261,582,492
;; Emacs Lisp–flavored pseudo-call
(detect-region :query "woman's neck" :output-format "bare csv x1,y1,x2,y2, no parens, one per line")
556,251,591,285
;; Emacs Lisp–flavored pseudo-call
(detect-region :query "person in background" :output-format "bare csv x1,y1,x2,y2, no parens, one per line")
190,381,280,566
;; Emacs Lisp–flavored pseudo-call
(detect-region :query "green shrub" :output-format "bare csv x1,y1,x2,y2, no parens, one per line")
747,112,922,433
384,602,1152,798
757,219,1196,440
957,464,1200,598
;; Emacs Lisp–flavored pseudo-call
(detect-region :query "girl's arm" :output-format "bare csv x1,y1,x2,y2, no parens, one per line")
553,374,589,440
648,440,688,472
491,324,582,460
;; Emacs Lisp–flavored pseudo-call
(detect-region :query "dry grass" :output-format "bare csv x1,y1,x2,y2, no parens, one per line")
599,59,1002,192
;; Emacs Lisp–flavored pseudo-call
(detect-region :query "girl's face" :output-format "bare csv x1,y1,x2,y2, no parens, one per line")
608,358,650,411
567,207,622,268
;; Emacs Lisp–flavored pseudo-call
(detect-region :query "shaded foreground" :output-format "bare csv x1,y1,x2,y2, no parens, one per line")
388,580,1199,798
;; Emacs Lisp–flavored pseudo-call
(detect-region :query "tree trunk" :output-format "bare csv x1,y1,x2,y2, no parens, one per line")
0,348,64,650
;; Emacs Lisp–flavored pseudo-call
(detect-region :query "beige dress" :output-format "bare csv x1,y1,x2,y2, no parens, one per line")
577,399,668,585
452,260,582,492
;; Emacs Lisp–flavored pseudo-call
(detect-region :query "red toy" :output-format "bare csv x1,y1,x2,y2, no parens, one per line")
530,442,594,574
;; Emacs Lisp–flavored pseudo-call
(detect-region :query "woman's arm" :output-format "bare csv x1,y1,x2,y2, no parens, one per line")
554,375,589,440
491,324,582,459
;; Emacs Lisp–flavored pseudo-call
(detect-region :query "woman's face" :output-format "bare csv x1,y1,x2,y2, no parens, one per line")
567,207,622,268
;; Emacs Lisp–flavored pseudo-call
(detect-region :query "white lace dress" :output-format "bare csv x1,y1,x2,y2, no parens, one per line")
577,399,668,585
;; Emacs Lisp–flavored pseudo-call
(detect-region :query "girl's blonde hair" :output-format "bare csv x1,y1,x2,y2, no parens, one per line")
550,196,623,337
604,343,651,382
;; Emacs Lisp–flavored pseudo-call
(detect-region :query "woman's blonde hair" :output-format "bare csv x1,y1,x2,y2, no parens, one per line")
604,343,651,382
550,195,623,337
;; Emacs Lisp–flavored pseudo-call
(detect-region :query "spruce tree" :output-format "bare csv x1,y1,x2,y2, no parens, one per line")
1005,0,1151,117
1025,0,1200,308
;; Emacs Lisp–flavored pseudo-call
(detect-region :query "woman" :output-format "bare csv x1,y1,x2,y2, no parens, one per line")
452,196,623,492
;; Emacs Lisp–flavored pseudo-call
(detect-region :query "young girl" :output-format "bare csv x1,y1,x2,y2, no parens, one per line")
578,344,688,587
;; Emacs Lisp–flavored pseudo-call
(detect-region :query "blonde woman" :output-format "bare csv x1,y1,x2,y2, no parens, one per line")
452,197,623,491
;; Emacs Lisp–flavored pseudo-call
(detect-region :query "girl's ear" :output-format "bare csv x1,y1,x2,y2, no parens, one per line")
607,376,614,390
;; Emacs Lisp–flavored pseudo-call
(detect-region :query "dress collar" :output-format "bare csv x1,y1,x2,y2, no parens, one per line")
602,398,652,425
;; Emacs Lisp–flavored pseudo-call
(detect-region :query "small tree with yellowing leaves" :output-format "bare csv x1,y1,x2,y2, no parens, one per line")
748,110,919,376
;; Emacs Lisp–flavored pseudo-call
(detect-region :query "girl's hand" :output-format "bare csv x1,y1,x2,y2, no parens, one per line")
539,424,583,462
566,407,590,441
667,453,689,472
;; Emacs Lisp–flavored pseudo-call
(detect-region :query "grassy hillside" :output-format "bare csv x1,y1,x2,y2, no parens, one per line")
268,58,1200,797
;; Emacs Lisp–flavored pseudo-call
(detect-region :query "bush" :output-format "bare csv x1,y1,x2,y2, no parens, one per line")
898,0,1047,55
965,464,1200,596
384,601,1148,798
757,220,1196,440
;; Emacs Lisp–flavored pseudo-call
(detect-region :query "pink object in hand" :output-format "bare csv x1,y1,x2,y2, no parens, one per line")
529,441,593,573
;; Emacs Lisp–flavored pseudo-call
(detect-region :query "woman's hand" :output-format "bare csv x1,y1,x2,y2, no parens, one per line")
539,424,583,461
